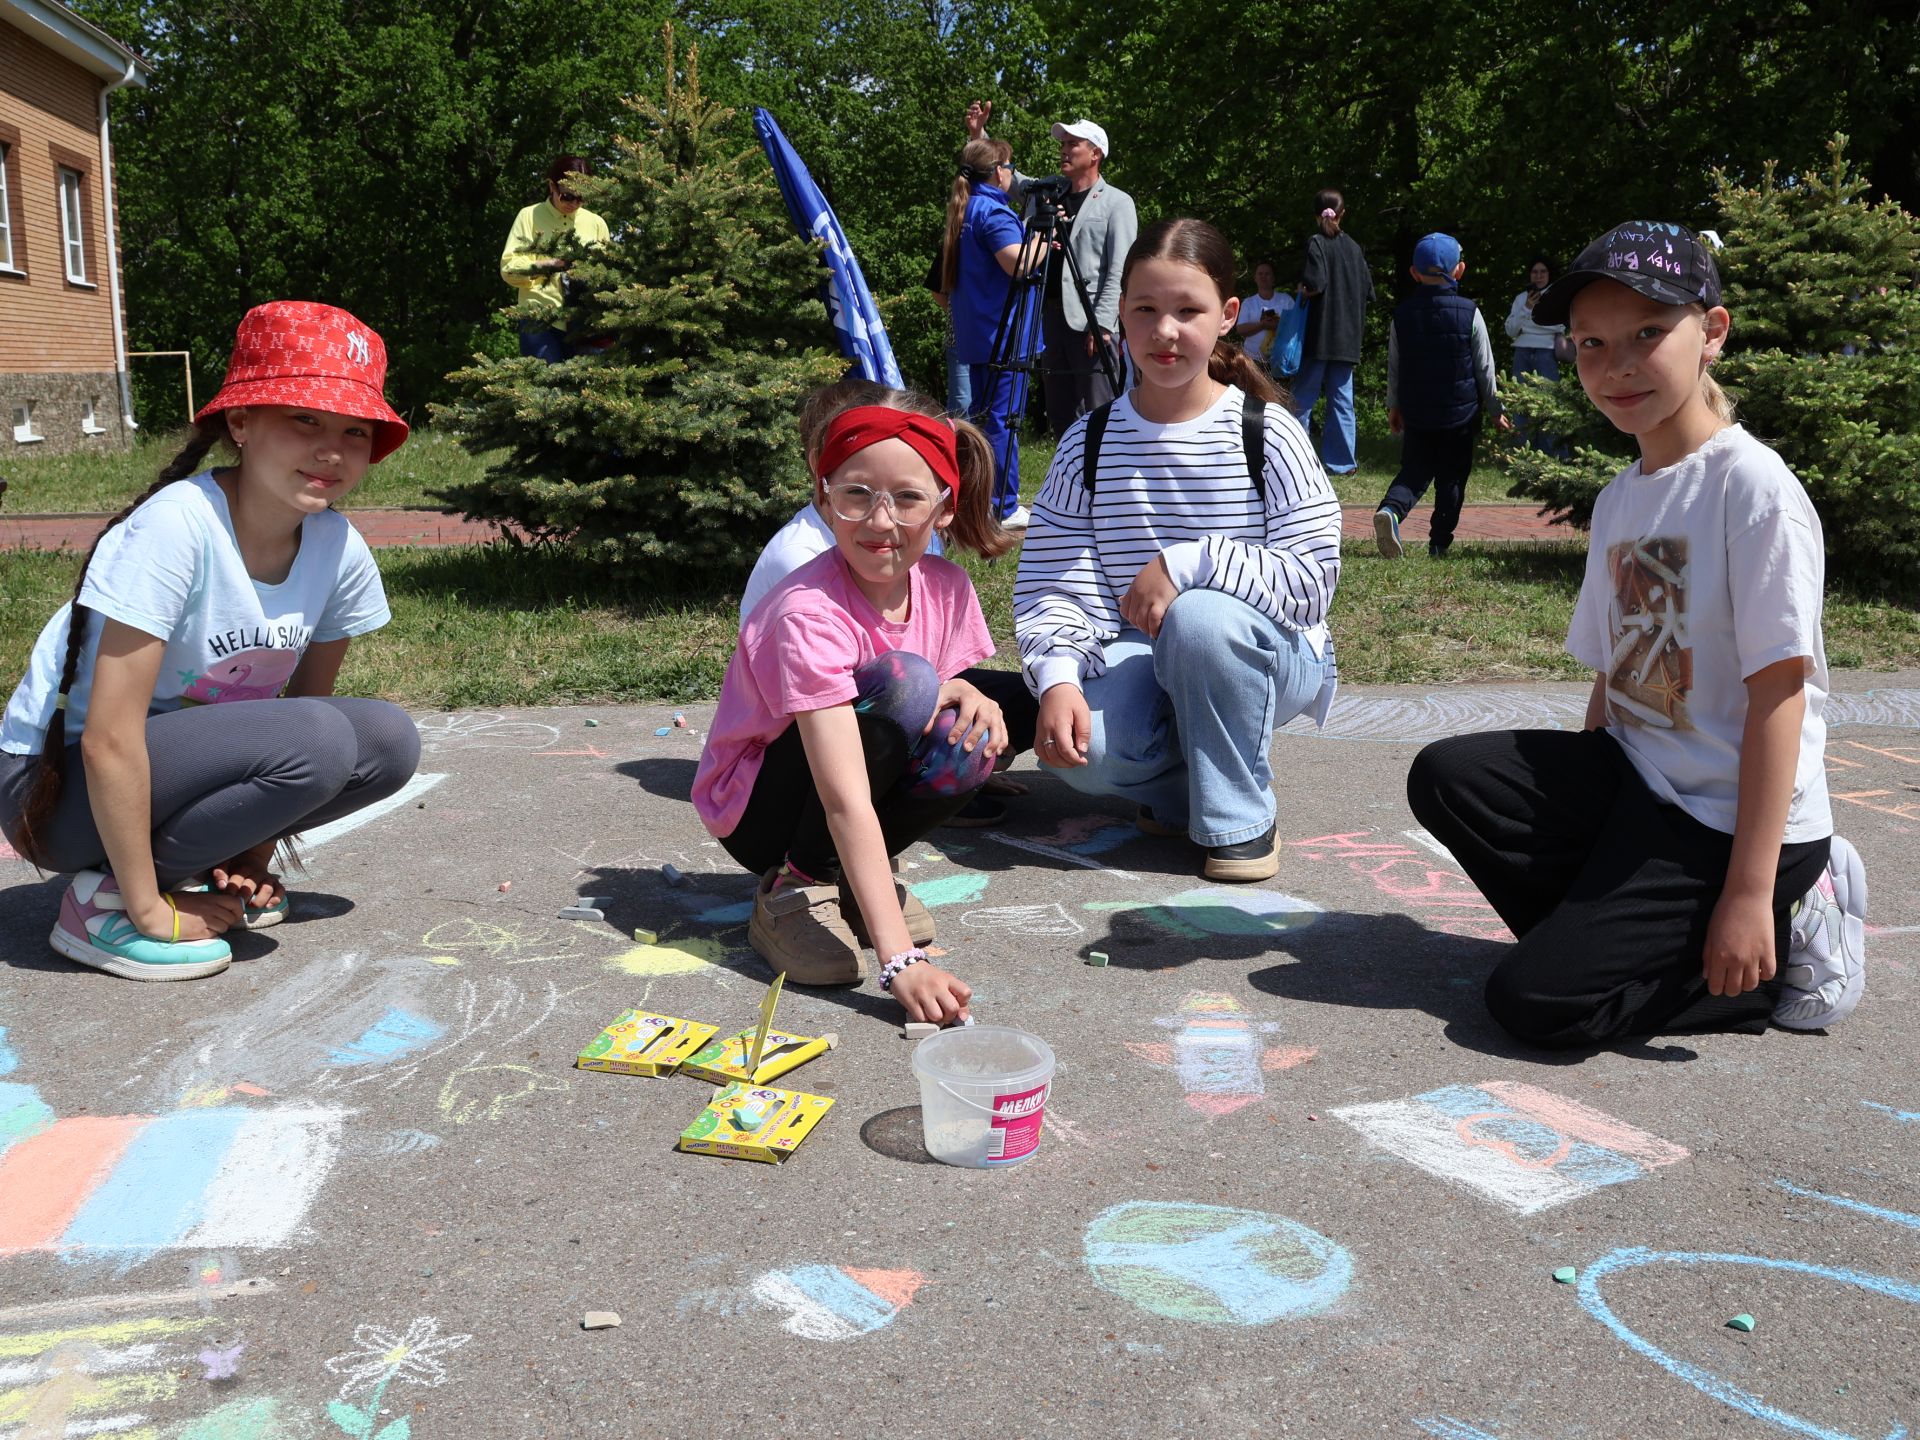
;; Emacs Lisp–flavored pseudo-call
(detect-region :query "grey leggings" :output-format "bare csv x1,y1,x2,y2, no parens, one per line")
0,697,421,886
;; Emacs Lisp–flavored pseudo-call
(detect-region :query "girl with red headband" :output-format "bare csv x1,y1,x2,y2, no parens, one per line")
693,382,1013,1022
0,302,422,982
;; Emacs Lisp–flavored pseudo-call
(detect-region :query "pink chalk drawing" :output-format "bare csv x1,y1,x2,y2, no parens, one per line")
1287,830,1512,942
1126,993,1316,1118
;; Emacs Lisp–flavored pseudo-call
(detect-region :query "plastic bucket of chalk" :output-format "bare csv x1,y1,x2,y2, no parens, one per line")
912,1026,1056,1167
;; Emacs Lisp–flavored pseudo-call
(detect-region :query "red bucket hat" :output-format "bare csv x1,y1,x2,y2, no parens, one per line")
195,301,410,462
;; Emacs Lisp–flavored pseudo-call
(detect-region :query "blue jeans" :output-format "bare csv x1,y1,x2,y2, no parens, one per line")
945,343,972,417
1511,347,1568,456
1050,589,1330,846
968,363,1028,518
1290,359,1357,473
517,319,569,362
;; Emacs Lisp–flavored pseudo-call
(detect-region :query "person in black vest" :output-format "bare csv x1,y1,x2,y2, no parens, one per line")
1372,233,1511,559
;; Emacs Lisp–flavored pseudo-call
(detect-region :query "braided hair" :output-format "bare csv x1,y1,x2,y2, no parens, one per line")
11,418,232,866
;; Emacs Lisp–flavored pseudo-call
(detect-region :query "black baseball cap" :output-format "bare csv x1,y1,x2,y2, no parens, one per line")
1532,222,1722,327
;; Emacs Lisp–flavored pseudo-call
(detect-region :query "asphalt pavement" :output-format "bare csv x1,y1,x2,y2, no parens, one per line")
2,675,1916,1439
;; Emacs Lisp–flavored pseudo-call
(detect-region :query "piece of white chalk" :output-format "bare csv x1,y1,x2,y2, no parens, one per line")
557,906,605,922
904,1022,939,1038
581,1311,621,1330
662,864,686,887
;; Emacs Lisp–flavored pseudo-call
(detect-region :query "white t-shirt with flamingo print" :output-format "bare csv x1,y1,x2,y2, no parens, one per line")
0,471,390,754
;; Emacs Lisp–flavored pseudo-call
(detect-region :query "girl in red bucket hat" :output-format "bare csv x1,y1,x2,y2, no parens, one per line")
0,301,422,981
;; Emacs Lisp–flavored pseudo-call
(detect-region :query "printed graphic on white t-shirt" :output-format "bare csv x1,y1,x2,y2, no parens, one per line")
1604,536,1694,733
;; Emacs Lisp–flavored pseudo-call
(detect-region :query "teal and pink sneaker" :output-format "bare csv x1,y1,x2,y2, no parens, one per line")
48,871,233,981
1774,835,1868,1031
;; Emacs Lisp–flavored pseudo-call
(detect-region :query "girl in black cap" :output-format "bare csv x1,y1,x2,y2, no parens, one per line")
1407,221,1866,1048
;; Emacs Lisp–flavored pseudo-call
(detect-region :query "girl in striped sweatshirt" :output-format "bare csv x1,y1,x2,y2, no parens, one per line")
1013,218,1343,882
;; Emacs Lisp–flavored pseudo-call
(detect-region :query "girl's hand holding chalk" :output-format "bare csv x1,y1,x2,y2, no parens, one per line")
925,678,1005,758
213,844,283,910
1034,685,1092,769
892,960,972,1025
145,888,244,941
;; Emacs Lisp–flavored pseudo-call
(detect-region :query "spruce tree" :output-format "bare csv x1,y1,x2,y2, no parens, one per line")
1501,135,1920,597
434,31,846,576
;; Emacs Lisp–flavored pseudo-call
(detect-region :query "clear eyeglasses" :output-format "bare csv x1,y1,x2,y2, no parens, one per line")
825,483,946,527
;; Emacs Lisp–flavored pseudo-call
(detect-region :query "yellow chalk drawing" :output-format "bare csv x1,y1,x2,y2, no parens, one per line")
605,937,726,978
435,1059,570,1126
427,956,462,966
0,1315,220,1440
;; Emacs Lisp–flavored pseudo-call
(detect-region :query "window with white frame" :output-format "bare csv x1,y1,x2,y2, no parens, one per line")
0,146,13,270
82,396,106,434
58,168,86,283
13,401,42,443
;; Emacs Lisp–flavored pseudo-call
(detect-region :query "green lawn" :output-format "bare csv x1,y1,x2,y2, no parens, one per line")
3,427,483,513
7,538,1914,709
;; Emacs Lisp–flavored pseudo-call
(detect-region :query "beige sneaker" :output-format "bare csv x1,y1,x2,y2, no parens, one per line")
841,875,936,948
747,868,866,985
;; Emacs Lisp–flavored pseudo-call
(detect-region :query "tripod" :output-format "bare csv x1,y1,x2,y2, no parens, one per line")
973,186,1121,519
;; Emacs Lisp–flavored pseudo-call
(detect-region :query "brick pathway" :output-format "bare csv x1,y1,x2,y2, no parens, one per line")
0,504,1573,552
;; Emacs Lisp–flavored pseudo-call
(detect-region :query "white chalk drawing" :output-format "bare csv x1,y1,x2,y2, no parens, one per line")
1278,687,1920,742
1334,1081,1688,1214
414,712,561,754
304,772,447,849
324,1315,470,1438
959,903,1085,937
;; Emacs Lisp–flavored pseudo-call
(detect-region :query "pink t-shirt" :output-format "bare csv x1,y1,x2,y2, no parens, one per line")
693,549,995,836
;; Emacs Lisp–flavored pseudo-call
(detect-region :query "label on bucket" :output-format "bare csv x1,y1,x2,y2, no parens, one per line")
985,1082,1049,1164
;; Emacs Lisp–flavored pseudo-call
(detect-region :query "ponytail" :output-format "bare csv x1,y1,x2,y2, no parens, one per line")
942,139,1012,296
796,377,1013,562
11,418,231,867
1700,369,1737,424
1212,340,1284,406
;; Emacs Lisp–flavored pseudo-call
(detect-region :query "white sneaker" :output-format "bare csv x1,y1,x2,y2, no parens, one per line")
1774,835,1868,1030
1000,504,1031,531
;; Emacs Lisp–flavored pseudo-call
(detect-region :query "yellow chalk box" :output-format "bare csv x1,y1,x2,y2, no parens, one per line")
576,1010,719,1077
677,1082,835,1163
677,1027,831,1086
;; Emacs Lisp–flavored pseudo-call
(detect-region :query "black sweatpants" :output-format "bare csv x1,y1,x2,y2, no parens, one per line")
1406,727,1830,1048
1379,419,1478,554
720,651,993,882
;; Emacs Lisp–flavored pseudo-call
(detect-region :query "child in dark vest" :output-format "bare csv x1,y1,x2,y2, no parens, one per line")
1372,233,1512,559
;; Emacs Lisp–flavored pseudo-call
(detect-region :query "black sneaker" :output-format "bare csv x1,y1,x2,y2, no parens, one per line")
1203,824,1279,882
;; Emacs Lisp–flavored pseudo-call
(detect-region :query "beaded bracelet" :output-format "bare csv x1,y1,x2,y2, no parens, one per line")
878,948,930,992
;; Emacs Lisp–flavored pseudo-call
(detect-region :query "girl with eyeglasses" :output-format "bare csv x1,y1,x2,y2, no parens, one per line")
693,382,1014,1024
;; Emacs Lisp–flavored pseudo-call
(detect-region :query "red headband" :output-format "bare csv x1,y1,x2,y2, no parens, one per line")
815,406,961,497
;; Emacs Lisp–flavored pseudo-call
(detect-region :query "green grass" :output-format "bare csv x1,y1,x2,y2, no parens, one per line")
2,427,487,513
8,537,1914,710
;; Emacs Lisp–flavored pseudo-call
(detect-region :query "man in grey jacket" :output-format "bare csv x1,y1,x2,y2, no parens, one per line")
965,104,1139,465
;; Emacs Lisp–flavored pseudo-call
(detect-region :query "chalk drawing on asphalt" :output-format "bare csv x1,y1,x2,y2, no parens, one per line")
1087,886,1322,940
1333,1081,1688,1214
745,1266,927,1341
1082,1201,1352,1325
414,712,561,754
0,1312,242,1436
960,903,1085,938
323,1315,471,1438
1127,992,1315,1117
304,772,446,850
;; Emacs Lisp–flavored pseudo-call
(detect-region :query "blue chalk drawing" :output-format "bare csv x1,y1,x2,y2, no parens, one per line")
1576,1247,1920,1439
1776,1179,1920,1234
1414,1421,1506,1439
1863,1102,1920,1125
909,872,991,908
0,1081,55,1152
1066,824,1137,856
697,900,754,925
1083,1201,1352,1326
0,1026,16,1076
326,1008,446,1067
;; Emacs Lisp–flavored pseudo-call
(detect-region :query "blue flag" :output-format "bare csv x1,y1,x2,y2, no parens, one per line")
753,108,904,389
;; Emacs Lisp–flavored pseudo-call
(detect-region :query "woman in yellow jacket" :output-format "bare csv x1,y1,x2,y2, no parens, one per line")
500,155,610,361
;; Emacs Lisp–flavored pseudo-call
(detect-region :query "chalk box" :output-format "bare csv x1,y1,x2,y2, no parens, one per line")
678,1027,830,1086
677,1082,834,1163
576,1010,719,1077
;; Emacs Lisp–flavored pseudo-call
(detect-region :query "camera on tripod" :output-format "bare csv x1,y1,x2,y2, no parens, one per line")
1024,173,1075,217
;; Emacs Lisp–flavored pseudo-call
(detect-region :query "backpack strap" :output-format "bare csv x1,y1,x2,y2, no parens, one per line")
1080,400,1117,495
1242,395,1271,509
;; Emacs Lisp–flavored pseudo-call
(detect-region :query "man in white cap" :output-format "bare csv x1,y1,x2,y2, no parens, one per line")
965,103,1138,481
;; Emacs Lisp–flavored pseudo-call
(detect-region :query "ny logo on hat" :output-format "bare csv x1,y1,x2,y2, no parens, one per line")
346,331,372,367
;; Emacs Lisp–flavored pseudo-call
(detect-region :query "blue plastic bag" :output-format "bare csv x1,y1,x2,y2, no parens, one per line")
1270,292,1309,378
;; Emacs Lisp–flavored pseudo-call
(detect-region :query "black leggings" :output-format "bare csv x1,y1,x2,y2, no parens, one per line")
0,696,421,886
1407,727,1829,1048
720,651,994,881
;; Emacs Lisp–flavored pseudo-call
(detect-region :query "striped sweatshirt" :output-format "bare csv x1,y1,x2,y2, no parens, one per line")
1013,385,1342,721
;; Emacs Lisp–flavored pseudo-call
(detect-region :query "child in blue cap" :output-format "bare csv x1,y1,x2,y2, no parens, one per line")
1372,233,1510,559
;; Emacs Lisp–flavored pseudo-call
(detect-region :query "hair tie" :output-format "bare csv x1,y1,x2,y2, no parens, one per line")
816,406,961,498
1319,207,1337,219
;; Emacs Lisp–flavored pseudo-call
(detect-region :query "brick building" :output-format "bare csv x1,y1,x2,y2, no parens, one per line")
1,0,147,457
